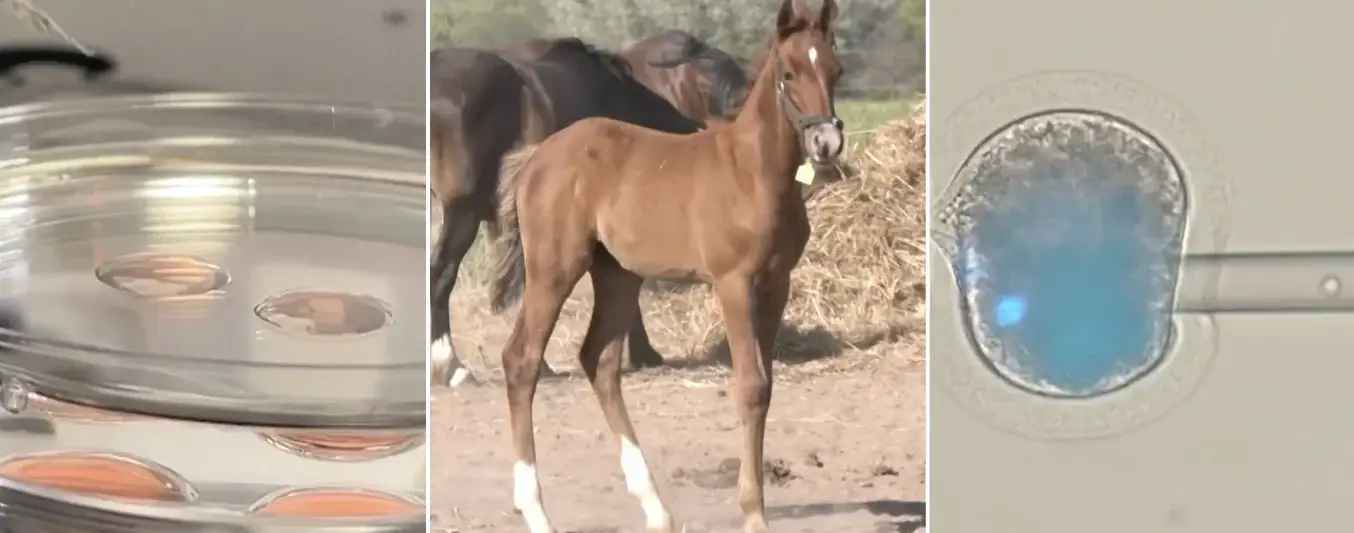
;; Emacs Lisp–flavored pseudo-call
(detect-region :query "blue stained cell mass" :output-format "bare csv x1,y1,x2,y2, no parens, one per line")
968,186,1160,394
945,112,1183,398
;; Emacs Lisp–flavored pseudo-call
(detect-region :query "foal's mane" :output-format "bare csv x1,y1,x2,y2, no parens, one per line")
746,29,815,88
745,38,777,84
544,37,634,80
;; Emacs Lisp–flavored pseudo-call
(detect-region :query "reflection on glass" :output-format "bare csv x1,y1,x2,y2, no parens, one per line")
94,252,230,298
27,393,144,423
254,290,393,337
258,430,424,462
141,175,249,241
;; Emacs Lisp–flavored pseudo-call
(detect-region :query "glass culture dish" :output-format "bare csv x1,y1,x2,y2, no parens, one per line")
0,93,425,532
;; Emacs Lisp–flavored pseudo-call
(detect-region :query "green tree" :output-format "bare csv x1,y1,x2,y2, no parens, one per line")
431,0,923,95
896,0,924,41
431,0,552,48
543,0,908,91
896,0,924,68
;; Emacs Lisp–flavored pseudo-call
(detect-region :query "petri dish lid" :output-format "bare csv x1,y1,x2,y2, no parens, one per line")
0,92,425,429
0,478,424,533
0,452,423,531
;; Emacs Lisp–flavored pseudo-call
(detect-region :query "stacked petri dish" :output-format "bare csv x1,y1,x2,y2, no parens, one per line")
0,94,425,532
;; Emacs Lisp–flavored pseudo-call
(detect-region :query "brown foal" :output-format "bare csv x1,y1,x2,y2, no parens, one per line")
487,0,844,531
429,36,752,387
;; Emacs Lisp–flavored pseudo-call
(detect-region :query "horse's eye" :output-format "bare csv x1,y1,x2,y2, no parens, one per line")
780,71,795,82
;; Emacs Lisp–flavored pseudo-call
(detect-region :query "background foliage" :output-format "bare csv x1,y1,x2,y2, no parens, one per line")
430,0,924,98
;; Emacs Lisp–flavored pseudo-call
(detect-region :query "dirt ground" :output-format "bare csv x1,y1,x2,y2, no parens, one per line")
429,279,926,533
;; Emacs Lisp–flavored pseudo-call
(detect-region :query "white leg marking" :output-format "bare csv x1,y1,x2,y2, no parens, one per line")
808,45,819,67
431,335,474,389
514,461,553,533
430,335,452,367
620,437,673,530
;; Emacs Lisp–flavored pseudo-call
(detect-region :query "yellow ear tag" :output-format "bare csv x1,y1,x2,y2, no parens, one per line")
794,161,816,185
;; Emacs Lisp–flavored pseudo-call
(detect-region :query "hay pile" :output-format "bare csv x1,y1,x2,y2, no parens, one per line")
643,105,928,361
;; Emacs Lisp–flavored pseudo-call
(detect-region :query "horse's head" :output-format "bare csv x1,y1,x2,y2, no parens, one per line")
643,31,750,120
698,46,751,120
769,0,844,170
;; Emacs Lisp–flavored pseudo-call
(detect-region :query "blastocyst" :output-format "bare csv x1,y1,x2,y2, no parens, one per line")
935,111,1187,397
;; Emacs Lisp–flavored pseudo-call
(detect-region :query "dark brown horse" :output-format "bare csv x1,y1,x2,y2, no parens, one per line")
487,0,843,530
428,38,748,387
428,45,543,387
622,30,750,125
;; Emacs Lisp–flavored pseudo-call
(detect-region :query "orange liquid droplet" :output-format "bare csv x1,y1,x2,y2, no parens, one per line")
250,488,420,517
0,452,194,502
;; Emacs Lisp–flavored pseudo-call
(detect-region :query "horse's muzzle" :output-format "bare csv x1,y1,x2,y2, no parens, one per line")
803,119,844,169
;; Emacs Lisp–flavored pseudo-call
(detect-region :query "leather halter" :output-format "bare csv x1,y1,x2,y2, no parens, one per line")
774,63,843,133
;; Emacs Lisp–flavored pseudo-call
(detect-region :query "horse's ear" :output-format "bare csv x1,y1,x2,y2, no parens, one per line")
816,0,839,29
776,0,800,38
646,31,702,67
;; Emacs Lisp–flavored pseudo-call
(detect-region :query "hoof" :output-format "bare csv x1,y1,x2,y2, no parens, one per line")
628,346,666,370
447,366,475,388
430,335,481,388
652,520,684,533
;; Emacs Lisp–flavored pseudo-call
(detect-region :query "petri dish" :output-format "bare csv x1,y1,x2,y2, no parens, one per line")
0,93,425,532
0,93,425,429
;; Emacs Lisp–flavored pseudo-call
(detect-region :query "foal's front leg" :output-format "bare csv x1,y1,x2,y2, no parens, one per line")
712,276,775,533
503,263,585,533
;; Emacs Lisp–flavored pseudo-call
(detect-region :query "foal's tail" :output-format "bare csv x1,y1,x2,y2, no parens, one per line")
487,145,538,314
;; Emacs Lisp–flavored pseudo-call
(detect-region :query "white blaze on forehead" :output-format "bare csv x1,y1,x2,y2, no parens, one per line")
808,46,819,66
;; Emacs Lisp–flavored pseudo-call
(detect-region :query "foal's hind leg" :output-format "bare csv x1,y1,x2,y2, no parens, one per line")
502,236,591,533
581,262,677,532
